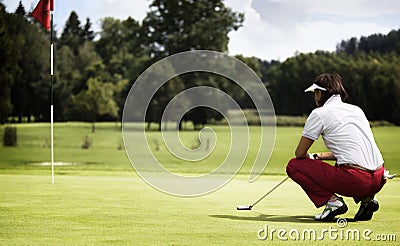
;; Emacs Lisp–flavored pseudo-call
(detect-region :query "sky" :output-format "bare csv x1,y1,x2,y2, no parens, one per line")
3,0,400,61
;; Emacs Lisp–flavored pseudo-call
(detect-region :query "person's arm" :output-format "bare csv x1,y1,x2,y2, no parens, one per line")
314,152,336,160
295,138,336,160
295,136,314,159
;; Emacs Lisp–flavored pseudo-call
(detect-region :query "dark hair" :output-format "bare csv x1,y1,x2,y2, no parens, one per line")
314,72,348,105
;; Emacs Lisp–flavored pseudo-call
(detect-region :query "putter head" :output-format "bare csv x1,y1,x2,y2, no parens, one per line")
236,205,252,210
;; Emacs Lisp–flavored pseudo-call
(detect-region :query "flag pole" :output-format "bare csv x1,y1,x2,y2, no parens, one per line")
50,10,54,184
32,0,54,184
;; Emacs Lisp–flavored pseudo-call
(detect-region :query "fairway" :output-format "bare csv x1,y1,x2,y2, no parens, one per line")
0,123,399,244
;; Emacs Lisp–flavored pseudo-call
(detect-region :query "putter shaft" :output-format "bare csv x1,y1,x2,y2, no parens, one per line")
249,176,289,208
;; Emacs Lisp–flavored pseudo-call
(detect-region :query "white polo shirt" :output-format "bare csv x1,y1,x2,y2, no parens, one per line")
302,95,384,170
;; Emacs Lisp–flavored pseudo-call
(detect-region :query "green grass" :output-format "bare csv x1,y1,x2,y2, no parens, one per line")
1,122,398,174
0,123,399,244
0,174,398,245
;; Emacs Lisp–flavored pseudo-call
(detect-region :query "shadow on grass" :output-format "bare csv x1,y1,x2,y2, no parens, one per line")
209,213,357,224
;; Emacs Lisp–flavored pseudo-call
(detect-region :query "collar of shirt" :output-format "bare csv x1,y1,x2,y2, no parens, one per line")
323,94,342,106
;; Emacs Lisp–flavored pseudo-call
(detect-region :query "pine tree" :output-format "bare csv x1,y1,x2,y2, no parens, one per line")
14,1,26,17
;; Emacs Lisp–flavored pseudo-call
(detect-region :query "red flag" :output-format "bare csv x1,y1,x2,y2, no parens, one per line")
32,0,52,31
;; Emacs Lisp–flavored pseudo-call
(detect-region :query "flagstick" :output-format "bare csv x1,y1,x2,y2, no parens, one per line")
50,11,54,184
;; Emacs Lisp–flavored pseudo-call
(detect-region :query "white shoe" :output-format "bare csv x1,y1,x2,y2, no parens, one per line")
315,197,348,221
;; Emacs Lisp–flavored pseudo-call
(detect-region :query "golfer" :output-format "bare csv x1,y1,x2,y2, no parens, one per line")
286,72,388,221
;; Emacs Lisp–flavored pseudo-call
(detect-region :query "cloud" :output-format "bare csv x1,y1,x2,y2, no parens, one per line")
296,21,386,52
251,0,400,25
310,0,400,18
226,0,400,60
250,0,309,29
225,1,295,60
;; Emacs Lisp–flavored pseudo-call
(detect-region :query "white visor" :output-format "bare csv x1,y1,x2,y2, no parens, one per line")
304,83,327,92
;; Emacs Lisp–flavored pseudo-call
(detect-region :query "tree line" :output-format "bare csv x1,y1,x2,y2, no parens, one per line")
267,33,400,125
1,1,399,128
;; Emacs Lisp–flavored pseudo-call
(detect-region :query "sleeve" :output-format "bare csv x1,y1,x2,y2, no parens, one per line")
302,110,323,141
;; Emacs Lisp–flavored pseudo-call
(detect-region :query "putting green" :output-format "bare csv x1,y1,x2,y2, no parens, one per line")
0,174,398,245
1,123,398,244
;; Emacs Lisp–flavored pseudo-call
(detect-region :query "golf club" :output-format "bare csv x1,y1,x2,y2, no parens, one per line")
237,176,289,210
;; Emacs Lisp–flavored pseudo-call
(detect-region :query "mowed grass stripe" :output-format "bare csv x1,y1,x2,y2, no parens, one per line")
0,123,398,175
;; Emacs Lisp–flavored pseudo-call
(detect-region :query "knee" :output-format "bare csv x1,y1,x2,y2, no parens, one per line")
286,158,300,177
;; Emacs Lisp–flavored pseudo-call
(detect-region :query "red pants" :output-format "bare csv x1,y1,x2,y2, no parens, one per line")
286,158,386,207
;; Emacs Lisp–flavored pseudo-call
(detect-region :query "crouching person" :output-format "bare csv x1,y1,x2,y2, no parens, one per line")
286,73,391,221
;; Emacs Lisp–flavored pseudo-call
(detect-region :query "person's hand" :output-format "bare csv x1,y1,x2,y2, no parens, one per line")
308,153,319,160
